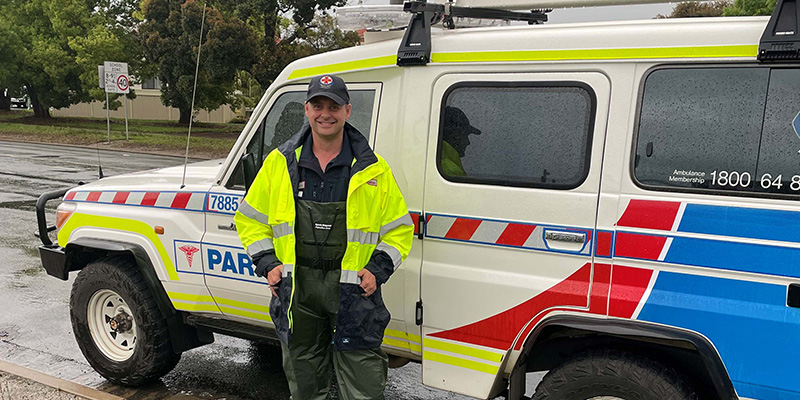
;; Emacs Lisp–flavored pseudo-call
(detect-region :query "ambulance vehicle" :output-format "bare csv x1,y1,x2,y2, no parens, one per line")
36,0,800,398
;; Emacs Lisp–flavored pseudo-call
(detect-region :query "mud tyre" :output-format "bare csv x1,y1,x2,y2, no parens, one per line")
70,255,180,386
531,349,697,400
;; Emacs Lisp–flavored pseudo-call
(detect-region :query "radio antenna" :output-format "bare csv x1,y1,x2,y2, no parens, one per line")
181,2,206,189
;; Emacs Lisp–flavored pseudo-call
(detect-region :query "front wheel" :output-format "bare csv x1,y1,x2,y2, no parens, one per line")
70,256,180,386
532,349,697,400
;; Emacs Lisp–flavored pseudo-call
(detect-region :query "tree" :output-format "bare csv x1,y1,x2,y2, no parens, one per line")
0,0,142,118
657,1,731,18
212,0,361,87
139,0,258,124
723,0,776,16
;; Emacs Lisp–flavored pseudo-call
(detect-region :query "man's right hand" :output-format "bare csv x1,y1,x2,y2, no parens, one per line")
268,265,283,297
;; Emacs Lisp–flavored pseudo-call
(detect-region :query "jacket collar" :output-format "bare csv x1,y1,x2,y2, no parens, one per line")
279,122,377,177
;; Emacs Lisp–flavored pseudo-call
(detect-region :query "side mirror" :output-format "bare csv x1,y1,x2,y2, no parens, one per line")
241,153,256,193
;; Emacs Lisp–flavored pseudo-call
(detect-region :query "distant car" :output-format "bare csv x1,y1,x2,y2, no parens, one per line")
10,96,27,108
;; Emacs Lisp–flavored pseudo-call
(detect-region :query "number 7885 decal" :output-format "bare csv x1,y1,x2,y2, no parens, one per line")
207,194,240,213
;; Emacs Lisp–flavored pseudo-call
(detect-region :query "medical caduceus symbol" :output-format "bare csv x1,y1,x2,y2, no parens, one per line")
179,245,200,268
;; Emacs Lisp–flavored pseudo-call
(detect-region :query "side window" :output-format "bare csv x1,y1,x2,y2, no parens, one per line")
634,67,800,196
437,84,595,189
226,88,377,190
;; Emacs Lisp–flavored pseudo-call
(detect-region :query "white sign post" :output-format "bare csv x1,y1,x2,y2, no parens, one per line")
103,62,131,141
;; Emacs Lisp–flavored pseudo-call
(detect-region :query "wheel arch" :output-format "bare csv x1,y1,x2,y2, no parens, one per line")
65,238,213,353
513,314,737,400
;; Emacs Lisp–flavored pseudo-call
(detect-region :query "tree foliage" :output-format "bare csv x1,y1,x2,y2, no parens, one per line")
723,0,776,16
139,0,258,124
0,0,142,118
212,0,360,87
657,1,731,18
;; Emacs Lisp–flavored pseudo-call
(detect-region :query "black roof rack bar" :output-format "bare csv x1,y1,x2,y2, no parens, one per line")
397,0,548,66
759,0,800,62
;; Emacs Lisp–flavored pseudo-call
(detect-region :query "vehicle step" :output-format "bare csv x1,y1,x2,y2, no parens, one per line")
185,315,280,343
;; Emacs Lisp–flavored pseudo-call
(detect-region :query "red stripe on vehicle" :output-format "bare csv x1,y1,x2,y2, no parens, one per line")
430,263,591,350
86,192,101,202
410,212,420,235
112,192,129,204
616,200,681,231
589,263,611,315
445,218,482,241
64,192,76,201
141,192,160,206
596,231,613,257
614,232,667,260
608,265,654,318
496,223,536,246
171,192,192,209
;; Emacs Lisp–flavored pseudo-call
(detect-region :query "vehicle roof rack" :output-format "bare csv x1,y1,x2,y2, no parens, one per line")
759,0,800,62
396,0,549,66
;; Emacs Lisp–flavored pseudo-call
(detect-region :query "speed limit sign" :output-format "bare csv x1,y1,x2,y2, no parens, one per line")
103,61,129,94
117,74,129,93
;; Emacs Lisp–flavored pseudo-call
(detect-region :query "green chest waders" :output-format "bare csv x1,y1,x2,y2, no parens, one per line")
295,200,348,269
282,200,388,400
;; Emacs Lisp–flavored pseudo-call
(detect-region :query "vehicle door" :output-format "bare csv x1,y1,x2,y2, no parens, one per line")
201,83,382,325
420,72,610,398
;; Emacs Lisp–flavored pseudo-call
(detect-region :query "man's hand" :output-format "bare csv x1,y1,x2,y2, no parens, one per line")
268,265,283,298
358,269,377,297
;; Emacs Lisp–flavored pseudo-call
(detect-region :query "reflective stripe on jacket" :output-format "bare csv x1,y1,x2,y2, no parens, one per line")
234,122,413,349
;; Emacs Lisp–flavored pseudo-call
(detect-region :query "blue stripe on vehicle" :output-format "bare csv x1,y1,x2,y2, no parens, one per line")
678,204,800,244
637,272,800,399
663,236,800,279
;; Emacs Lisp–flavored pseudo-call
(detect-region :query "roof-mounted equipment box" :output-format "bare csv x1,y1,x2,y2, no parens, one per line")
759,0,800,61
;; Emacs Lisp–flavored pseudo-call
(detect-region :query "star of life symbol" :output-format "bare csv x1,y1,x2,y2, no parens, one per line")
179,245,200,268
320,75,333,88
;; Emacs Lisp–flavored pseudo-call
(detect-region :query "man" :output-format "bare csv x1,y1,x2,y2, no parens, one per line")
441,106,481,177
234,74,413,400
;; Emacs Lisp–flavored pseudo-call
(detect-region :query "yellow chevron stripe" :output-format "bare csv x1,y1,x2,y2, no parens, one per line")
171,301,220,313
219,306,272,322
215,297,270,313
431,45,758,63
424,338,503,363
168,291,270,315
285,45,757,79
167,291,214,303
424,351,499,375
59,213,179,280
288,55,397,79
385,329,422,344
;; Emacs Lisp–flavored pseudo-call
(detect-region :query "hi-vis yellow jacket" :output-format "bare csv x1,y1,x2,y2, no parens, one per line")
234,123,414,349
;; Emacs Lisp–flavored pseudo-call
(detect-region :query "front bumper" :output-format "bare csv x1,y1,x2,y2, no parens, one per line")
39,245,68,280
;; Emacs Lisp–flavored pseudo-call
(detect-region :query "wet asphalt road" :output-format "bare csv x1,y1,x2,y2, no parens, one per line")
0,140,487,400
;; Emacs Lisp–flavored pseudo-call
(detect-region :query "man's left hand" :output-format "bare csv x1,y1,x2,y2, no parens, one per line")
358,269,377,297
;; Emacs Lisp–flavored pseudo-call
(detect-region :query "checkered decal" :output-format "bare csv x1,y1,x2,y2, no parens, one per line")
425,214,592,255
64,190,206,212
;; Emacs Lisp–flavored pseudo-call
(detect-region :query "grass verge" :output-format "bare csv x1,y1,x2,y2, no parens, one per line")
0,110,242,159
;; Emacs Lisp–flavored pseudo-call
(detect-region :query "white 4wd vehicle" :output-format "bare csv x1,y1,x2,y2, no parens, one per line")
37,0,800,398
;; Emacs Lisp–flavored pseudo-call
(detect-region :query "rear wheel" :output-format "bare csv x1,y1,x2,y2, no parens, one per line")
532,349,697,400
70,256,180,386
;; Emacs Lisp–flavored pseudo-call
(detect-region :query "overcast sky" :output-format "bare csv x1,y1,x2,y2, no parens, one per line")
345,1,677,23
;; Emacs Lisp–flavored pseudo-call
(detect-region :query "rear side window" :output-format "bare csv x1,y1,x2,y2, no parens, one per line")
634,67,800,196
437,83,595,189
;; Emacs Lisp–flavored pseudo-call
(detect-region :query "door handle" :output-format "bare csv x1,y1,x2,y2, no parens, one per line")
544,230,586,243
218,223,237,231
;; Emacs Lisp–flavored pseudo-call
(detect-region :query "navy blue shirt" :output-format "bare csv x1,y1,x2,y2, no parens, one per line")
296,131,353,202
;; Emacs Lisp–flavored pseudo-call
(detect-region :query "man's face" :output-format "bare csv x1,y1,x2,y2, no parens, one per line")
305,96,351,139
